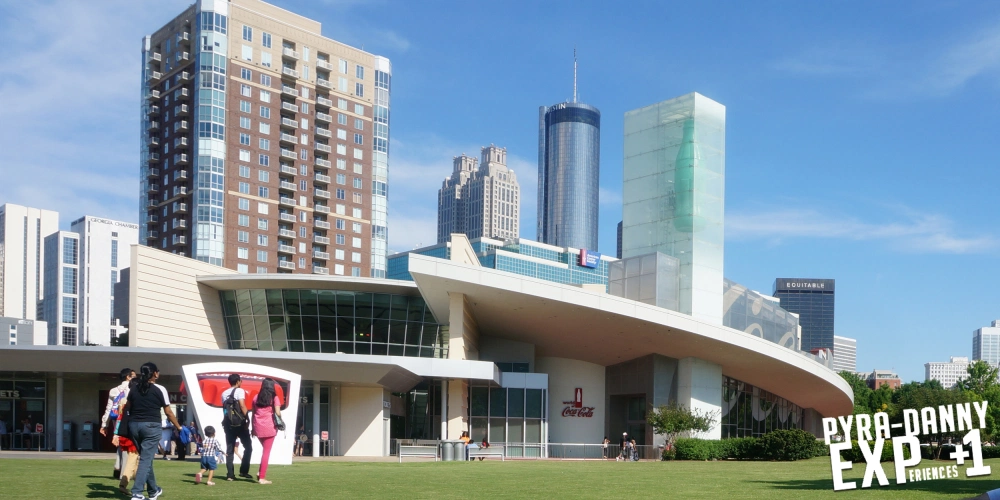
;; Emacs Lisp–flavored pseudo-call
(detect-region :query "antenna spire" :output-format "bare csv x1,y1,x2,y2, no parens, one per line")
573,47,578,103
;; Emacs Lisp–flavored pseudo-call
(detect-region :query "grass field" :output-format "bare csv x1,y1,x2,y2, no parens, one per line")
2,457,1000,499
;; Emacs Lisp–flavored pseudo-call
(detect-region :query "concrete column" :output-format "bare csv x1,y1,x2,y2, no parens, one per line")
439,379,448,440
312,382,321,457
446,378,468,439
676,357,723,439
55,374,64,452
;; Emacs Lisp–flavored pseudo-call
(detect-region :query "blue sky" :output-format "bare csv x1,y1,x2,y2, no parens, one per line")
1,0,999,382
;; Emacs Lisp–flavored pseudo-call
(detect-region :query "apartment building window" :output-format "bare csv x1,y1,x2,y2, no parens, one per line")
353,177,363,189
338,99,347,110
352,252,361,263
354,163,363,174
354,134,363,145
260,106,270,119
256,266,267,274
299,226,307,238
354,104,364,116
239,150,251,161
299,180,307,191
259,138,270,151
240,101,251,113
355,83,364,97
336,219,345,230
337,129,347,140
352,267,361,277
237,263,249,274
352,222,362,234
261,75,271,87
241,68,252,80
301,103,309,114
338,77,348,92
258,218,269,230
62,326,77,346
258,170,269,182
238,182,250,194
338,113,347,125
257,250,268,262
257,234,268,246
63,297,78,323
241,45,252,61
352,207,362,218
259,154,269,166
300,165,308,175
240,117,251,129
260,90,271,103
353,193,363,204
336,159,347,170
353,148,363,160
261,52,271,68
336,174,346,185
242,25,252,42
259,123,270,134
336,234,345,245
354,118,363,130
239,198,250,210
335,249,345,260
302,65,309,80
239,165,250,178
238,247,249,259
300,149,308,160
262,32,272,48
257,202,269,214
258,187,269,198
298,257,306,269
239,133,251,145
62,268,77,294
356,65,364,80
238,214,250,226
240,84,252,97
339,59,347,74
336,145,346,155
336,189,346,200
238,230,249,243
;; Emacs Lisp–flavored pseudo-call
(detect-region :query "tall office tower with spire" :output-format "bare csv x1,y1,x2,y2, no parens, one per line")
622,93,726,324
437,145,520,244
0,204,59,320
537,53,600,251
140,0,391,277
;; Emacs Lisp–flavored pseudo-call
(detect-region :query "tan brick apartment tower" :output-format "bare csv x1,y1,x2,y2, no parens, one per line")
140,0,391,277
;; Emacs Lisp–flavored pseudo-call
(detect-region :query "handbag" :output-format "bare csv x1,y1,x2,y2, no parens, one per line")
272,412,286,431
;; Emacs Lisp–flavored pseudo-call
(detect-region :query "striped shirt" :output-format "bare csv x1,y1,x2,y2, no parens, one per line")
201,437,221,457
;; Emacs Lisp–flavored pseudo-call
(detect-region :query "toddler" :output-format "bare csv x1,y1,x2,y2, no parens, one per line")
195,426,221,486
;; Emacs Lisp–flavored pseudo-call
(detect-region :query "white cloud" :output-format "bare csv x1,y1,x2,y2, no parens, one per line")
727,206,997,254
599,186,622,207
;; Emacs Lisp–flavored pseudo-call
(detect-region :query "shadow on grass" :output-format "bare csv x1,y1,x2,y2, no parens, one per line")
751,477,999,496
84,482,119,499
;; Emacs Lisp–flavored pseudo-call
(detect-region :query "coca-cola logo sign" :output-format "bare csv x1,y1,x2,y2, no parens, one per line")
561,388,595,418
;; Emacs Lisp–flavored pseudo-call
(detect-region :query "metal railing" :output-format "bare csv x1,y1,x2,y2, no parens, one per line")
389,440,660,460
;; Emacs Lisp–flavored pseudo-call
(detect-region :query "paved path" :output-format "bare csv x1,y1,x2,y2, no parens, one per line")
0,450,398,462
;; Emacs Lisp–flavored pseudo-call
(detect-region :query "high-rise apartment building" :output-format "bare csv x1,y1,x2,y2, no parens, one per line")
925,356,971,389
973,321,1000,366
831,335,857,373
140,0,391,277
43,231,80,345
773,278,835,353
437,146,520,244
622,93,726,324
0,204,59,320
537,95,600,250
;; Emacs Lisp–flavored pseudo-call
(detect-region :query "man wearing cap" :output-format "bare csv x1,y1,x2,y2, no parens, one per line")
617,432,628,461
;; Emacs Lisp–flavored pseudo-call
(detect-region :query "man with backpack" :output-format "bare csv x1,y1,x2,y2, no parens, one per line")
100,367,134,479
221,373,253,481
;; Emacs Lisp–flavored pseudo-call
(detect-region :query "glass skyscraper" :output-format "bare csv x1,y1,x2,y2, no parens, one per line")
622,93,726,324
772,278,835,353
537,102,600,251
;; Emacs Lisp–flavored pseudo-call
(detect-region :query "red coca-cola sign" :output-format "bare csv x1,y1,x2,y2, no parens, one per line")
561,388,595,418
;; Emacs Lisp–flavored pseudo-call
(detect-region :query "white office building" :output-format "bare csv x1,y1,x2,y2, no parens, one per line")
0,204,59,320
43,217,139,346
831,335,857,372
973,321,1000,367
925,356,971,389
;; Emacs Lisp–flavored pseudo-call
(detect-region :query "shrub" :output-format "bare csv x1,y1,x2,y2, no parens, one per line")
759,429,821,461
982,445,1000,459
661,446,677,461
726,437,762,460
674,438,716,461
839,439,914,463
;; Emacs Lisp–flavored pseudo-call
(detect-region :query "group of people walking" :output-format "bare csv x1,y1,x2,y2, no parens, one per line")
101,363,285,500
601,432,639,461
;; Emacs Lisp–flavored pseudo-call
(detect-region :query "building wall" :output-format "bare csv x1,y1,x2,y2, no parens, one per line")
479,337,535,373
973,322,1000,366
71,217,140,346
129,245,235,348
0,317,46,346
338,386,384,456
536,356,605,444
832,335,857,372
0,204,59,320
773,278,835,352
677,357,722,439
43,232,79,345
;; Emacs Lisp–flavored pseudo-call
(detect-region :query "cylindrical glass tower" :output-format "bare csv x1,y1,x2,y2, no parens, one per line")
537,102,600,251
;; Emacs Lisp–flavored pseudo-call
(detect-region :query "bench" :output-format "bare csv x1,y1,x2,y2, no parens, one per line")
468,447,505,461
398,445,438,463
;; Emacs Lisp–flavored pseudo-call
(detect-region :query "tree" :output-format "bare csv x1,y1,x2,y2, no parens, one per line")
957,360,1000,395
646,402,718,447
838,371,874,415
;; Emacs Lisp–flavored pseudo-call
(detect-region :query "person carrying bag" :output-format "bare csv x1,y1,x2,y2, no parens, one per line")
249,378,284,485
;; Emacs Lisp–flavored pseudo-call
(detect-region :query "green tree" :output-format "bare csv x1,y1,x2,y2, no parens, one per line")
838,371,873,415
646,402,718,447
957,360,1000,395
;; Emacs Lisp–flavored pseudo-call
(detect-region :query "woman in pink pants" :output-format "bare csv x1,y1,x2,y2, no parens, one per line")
250,378,283,484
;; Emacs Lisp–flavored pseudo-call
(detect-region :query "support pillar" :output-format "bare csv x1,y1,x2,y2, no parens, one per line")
439,379,448,440
677,357,723,439
312,382,321,457
55,374,64,452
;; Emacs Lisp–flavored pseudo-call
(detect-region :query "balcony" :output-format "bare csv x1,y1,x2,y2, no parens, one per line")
315,204,330,214
146,71,162,82
282,47,300,59
148,168,160,177
146,90,160,100
316,78,331,89
175,219,188,229
149,52,161,62
280,165,297,175
316,59,333,71
280,213,297,222
313,235,330,245
315,158,331,168
178,88,190,100
315,143,331,153
282,67,299,79
279,197,297,207
282,102,298,113
282,85,299,97
175,153,189,165
314,219,330,230
177,31,190,44
177,170,189,180
315,128,331,138
280,181,297,191
312,266,329,275
278,229,296,238
280,149,296,160
314,173,330,184
148,153,161,162
176,202,188,213
176,104,189,116
280,133,298,144
147,184,159,193
149,121,160,130
178,120,189,131
314,189,330,199
147,136,160,147
316,96,333,108
315,112,331,122
313,250,330,260
148,105,160,116
146,214,158,223
179,51,190,61
173,235,187,245
278,261,295,270
147,199,158,208
174,137,189,148
173,186,188,196
180,71,191,81
281,118,298,129
278,244,296,254
147,231,159,239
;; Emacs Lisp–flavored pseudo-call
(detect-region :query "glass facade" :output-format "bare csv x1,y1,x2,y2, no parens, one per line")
623,93,725,324
721,376,804,438
469,385,546,456
0,378,47,449
370,63,391,278
219,289,448,357
772,278,835,352
723,279,800,351
537,102,600,251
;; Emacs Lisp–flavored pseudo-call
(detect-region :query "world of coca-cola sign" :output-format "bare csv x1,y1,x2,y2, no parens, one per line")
561,387,596,418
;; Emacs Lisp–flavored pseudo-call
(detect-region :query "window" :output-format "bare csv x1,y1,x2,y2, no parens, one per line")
336,234,346,245
353,177,363,189
353,148,363,160
338,113,347,125
239,133,250,145
338,99,347,110
335,219,345,230
241,68,252,80
240,101,251,113
238,230,249,243
336,174,346,184
300,149,308,160
62,267,77,294
336,159,347,170
258,186,269,198
301,103,309,114
302,65,309,80
352,237,361,248
239,149,251,161
261,52,272,68
260,106,270,118
238,198,250,210
352,222,362,234
260,74,271,87
259,123,270,134
354,118,363,130
337,144,346,155
337,129,347,140
354,104,364,115
62,297,78,323
258,154,269,166
355,83,364,97
300,165,309,175
303,47,310,62
256,266,268,274
299,179,307,191
242,25,252,42
338,76,348,92
336,189,346,200
352,207,362,218
239,165,250,178
298,257,306,269
258,202,269,214
257,250,268,262
238,182,250,194
241,84,252,97
354,163,363,174
258,170,269,182
354,133,363,145
259,138,270,150
339,59,348,74
257,234,268,246
334,264,345,275
238,214,250,226
335,249,345,260
352,267,361,277
240,117,251,129
260,90,271,103
237,263,249,274
353,193,362,204
262,32,271,48
241,45,252,61
238,247,249,259
258,218,269,230
356,65,364,79
352,252,361,263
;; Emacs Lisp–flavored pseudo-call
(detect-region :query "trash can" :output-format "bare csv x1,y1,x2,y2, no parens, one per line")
62,422,74,451
80,421,95,451
441,440,455,461
453,441,466,461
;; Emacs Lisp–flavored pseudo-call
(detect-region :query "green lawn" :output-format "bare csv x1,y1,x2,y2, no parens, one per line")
2,457,999,499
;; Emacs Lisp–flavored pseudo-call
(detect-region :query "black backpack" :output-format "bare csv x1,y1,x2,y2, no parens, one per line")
223,390,246,428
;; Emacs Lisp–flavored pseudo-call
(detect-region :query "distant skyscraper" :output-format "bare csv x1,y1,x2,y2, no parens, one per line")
925,356,971,389
973,321,1000,366
437,146,520,243
141,0,391,277
0,204,59,320
773,278,835,353
622,93,726,324
831,335,856,372
537,56,600,250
